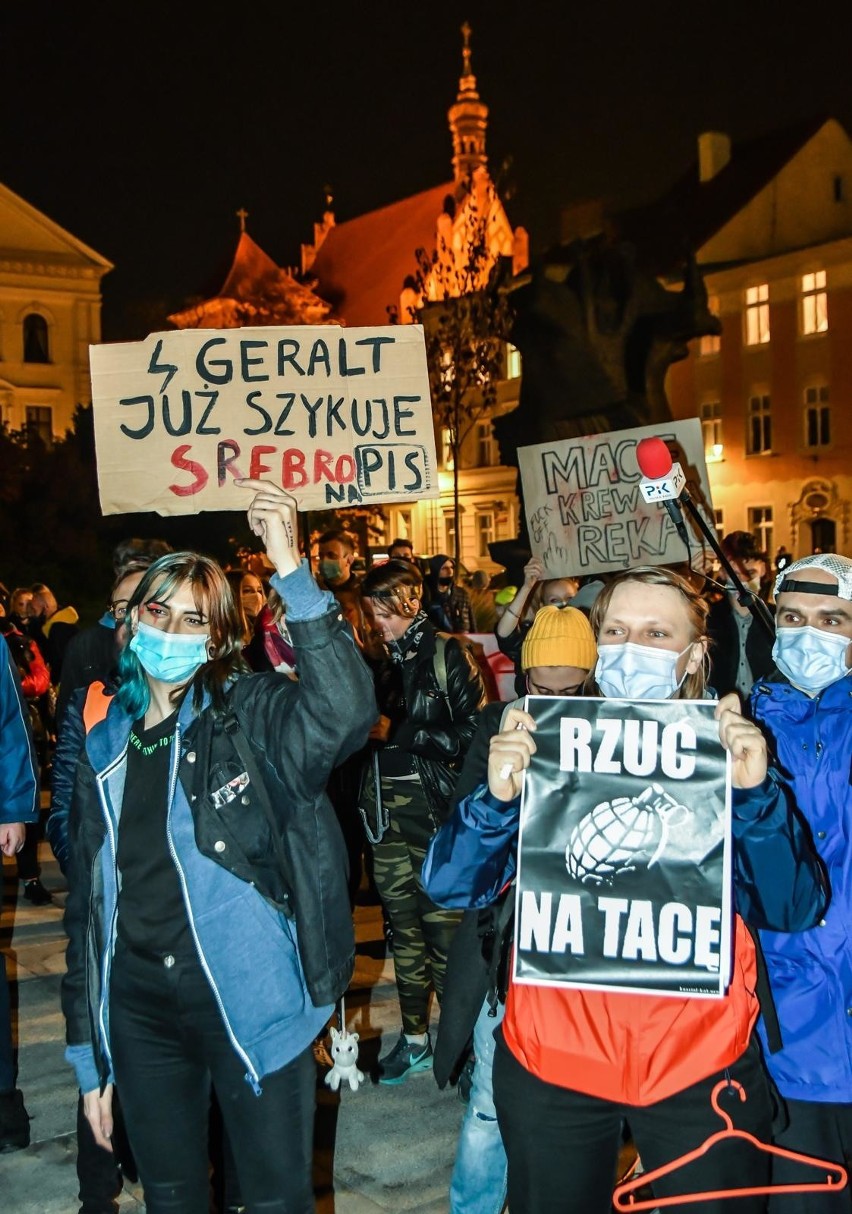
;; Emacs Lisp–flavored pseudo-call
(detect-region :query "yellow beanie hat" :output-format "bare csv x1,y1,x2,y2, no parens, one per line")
521,605,597,671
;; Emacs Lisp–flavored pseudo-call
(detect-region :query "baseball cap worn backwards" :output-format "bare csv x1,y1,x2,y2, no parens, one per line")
774,554,852,602
521,605,597,671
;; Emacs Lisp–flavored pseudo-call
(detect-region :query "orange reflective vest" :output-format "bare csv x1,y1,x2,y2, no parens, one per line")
82,681,113,733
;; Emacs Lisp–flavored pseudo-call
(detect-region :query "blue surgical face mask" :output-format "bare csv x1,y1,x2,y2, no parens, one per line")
772,626,851,695
319,559,343,582
595,641,693,701
129,620,210,685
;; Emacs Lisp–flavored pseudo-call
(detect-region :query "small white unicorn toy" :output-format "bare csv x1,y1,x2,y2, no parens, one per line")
324,1025,365,1092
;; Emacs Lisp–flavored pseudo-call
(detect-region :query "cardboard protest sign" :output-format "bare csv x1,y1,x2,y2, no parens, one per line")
517,419,714,578
514,697,732,998
89,325,439,516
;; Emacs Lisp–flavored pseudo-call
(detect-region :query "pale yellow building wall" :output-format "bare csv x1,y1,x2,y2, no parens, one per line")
701,120,852,264
0,181,112,438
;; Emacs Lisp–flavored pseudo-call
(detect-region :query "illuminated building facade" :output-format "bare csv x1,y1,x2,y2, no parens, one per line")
653,118,852,558
0,180,111,441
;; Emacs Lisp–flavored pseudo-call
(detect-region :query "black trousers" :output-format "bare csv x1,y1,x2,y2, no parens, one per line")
493,1032,773,1214
768,1097,852,1213
109,943,315,1214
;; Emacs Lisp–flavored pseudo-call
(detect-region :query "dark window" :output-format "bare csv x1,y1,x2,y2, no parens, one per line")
25,406,53,448
747,395,772,454
23,314,49,363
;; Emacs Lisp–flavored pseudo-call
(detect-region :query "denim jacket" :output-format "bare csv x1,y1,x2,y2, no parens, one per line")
62,563,377,1095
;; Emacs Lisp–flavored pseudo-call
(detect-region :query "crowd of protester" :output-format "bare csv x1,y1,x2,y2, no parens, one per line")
0,513,850,1214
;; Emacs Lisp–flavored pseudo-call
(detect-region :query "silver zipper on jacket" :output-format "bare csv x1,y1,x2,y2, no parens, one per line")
166,723,262,1094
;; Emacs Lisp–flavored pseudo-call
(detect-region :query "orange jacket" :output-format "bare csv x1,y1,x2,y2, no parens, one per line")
501,914,758,1105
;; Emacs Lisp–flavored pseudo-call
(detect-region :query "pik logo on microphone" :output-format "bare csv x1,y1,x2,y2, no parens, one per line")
638,462,686,504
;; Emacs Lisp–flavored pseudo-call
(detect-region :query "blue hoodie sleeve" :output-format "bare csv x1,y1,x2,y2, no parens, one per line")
732,769,827,932
270,560,335,622
422,783,520,909
0,637,39,826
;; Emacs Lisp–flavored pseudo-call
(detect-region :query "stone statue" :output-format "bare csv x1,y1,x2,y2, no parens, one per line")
490,235,720,575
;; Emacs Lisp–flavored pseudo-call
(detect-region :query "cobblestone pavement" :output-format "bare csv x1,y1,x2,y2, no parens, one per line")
0,831,463,1213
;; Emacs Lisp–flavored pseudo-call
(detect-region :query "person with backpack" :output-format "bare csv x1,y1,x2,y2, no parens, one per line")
62,481,376,1214
358,558,487,1084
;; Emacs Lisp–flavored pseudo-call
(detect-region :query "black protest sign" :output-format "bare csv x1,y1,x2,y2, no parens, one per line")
514,697,732,998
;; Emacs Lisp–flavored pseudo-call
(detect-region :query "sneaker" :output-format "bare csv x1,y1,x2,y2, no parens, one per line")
378,1033,433,1085
22,879,53,906
0,1089,30,1152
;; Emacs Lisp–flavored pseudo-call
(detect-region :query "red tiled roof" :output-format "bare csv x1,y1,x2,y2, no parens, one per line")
219,231,280,298
309,182,457,326
168,229,334,329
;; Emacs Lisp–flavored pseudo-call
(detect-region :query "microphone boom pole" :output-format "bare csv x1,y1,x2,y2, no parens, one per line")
678,488,776,642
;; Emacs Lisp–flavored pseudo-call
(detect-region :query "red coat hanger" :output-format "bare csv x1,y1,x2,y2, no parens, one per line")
612,1080,848,1210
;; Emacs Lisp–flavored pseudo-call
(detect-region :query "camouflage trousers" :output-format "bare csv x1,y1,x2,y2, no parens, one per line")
370,776,462,1035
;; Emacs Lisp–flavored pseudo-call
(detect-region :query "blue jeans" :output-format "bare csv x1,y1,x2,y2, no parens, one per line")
450,998,508,1214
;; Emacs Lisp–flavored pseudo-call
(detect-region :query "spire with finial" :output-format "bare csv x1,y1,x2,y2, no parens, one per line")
448,21,488,183
236,207,249,233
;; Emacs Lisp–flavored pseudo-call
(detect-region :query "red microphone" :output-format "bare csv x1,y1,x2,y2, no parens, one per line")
636,437,674,480
635,437,690,548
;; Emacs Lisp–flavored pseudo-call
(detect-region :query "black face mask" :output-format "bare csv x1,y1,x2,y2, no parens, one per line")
438,577,453,588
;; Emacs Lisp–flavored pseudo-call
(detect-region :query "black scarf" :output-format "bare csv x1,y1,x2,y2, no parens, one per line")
386,611,429,665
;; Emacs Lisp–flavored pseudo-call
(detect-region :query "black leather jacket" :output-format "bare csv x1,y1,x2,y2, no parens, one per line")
62,605,378,1065
370,622,487,825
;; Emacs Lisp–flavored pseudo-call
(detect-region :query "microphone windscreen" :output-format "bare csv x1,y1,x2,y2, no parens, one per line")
636,436,674,480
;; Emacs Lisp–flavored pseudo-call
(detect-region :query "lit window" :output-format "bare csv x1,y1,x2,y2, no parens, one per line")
804,385,831,447
700,401,722,456
506,343,522,378
747,394,772,454
476,420,497,466
744,284,770,346
444,517,457,555
801,271,828,335
23,314,50,363
25,405,53,448
438,345,455,392
699,297,721,356
476,512,495,559
747,506,773,557
441,426,454,469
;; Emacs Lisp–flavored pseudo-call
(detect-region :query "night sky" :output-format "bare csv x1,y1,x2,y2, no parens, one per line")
3,1,852,340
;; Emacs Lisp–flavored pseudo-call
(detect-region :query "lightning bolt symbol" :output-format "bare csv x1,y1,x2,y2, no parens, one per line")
148,338,178,394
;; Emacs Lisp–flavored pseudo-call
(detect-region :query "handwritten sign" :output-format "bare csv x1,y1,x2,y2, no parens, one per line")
517,419,714,578
515,697,732,998
89,325,439,516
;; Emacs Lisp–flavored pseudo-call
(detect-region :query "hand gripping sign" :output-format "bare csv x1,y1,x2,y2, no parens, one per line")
89,325,439,516
514,696,732,998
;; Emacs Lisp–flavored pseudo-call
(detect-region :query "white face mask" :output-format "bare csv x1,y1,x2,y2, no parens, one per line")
772,626,851,695
595,641,693,701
